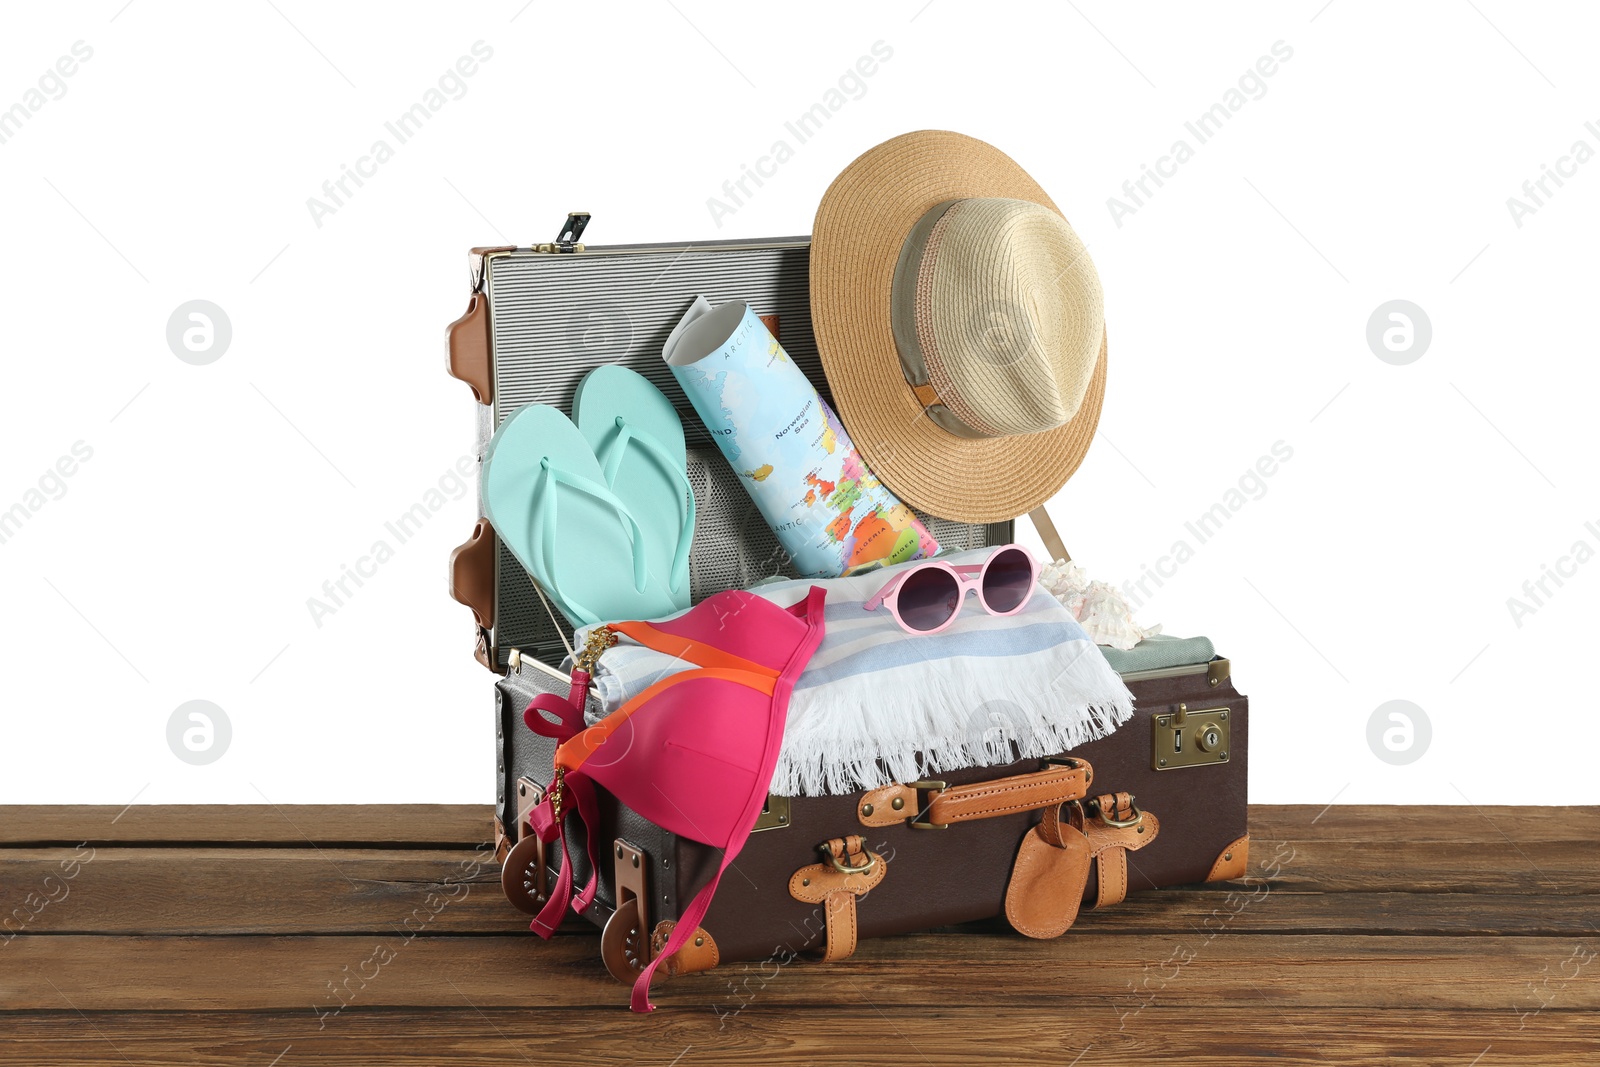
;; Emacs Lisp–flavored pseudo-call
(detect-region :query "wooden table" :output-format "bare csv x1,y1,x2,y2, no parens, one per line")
2,805,1595,1065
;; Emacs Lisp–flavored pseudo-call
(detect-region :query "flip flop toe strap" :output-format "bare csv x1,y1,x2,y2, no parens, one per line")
601,417,696,595
532,457,650,623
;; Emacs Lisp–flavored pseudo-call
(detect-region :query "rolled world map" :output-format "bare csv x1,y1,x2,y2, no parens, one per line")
665,297,938,578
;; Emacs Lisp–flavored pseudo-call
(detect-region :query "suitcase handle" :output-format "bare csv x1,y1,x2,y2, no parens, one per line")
447,291,492,404
450,519,496,630
857,759,1094,830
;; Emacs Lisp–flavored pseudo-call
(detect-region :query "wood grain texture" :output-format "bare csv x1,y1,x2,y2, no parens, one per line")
5,932,1598,1012
0,805,492,846
0,847,522,935
0,843,1593,937
1,804,1596,1066
1246,804,1600,843
4,803,1595,845
2,1009,1597,1067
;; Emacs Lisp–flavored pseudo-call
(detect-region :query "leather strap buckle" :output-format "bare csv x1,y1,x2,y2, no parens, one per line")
906,780,949,830
823,841,880,875
1087,795,1144,829
791,836,889,962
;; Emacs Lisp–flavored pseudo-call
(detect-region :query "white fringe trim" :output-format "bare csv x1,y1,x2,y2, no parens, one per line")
769,683,1136,798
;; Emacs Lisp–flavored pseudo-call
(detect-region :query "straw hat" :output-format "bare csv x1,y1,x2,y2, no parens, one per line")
811,130,1106,524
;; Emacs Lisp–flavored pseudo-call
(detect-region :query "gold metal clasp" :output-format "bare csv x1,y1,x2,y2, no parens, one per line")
548,766,567,822
1088,795,1145,828
574,626,617,675
1153,705,1231,771
821,842,878,876
907,780,949,830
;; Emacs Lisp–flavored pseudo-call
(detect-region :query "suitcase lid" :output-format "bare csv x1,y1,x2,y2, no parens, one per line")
448,219,1012,671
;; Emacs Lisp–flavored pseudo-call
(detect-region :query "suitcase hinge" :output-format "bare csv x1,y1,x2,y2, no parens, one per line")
535,212,591,254
514,777,546,845
600,839,654,981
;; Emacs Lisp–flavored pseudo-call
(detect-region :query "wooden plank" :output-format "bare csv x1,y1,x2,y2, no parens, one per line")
3,933,1597,1012
0,805,494,847
972,890,1600,937
1239,838,1600,893
1249,805,1600,844
4,805,1595,847
2,842,1596,935
0,825,1593,936
0,847,524,936
2,1007,1596,1066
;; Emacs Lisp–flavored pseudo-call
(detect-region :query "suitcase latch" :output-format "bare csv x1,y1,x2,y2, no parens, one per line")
1153,704,1230,771
536,212,591,253
751,793,790,832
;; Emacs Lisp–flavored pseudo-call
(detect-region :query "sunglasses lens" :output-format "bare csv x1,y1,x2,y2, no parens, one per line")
897,567,961,631
982,548,1035,614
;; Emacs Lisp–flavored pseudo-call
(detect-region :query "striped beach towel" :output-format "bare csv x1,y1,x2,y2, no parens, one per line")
575,548,1135,797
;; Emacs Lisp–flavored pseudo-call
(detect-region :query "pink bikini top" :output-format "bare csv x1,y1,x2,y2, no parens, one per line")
522,586,827,1011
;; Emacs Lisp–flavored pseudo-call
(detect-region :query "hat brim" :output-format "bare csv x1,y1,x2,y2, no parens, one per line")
811,130,1104,525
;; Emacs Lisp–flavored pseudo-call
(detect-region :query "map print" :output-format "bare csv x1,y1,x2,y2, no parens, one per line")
671,302,938,578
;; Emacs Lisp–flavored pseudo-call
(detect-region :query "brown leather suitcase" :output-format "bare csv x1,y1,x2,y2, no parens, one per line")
448,220,1250,987
490,651,1248,978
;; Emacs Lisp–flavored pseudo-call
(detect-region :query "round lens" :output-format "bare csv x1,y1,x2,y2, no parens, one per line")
896,566,962,631
982,548,1036,614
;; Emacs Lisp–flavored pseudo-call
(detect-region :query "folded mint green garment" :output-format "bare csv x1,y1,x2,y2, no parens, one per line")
1099,634,1217,675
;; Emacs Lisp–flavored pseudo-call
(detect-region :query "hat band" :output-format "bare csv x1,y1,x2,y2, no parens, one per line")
890,200,991,441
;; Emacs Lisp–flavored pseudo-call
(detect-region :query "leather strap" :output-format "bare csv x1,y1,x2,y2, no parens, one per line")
1005,818,1092,938
823,893,856,961
857,783,916,827
858,762,1093,829
1093,791,1137,824
788,836,886,962
1096,836,1129,908
1028,505,1070,563
1039,793,1160,909
1007,794,1161,939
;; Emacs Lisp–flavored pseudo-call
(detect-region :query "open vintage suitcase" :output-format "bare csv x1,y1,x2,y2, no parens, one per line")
447,218,1250,987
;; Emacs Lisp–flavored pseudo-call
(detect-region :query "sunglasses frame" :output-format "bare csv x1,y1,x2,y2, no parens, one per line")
863,544,1040,635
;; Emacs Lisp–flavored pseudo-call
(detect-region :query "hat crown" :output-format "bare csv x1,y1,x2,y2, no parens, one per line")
906,198,1104,438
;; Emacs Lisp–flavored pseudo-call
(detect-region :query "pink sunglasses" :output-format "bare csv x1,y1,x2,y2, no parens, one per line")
864,545,1040,635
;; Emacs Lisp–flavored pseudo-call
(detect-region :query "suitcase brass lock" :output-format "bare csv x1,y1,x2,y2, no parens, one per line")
1152,705,1231,771
751,793,791,832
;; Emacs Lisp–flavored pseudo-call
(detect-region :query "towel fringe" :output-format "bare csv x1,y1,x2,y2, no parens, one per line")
768,689,1135,797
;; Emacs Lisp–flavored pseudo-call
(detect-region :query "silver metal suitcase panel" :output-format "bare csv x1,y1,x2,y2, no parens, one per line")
481,240,1009,666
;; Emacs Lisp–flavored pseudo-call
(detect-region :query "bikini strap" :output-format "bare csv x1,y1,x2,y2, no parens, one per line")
609,619,780,678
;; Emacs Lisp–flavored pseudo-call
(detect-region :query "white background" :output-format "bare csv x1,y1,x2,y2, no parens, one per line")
2,1,1594,806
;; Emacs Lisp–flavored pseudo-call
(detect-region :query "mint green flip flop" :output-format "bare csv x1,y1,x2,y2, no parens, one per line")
483,404,678,627
573,366,695,609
